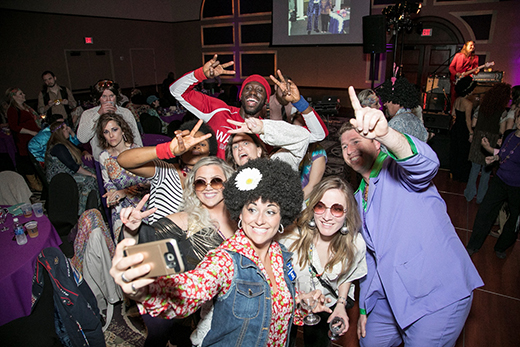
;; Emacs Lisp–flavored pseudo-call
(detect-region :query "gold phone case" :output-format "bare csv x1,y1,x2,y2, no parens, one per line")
123,238,185,278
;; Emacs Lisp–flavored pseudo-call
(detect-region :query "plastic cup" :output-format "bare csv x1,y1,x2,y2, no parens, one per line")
25,221,39,238
21,203,32,218
32,203,44,218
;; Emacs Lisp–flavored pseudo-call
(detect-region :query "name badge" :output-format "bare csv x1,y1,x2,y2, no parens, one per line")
287,260,296,281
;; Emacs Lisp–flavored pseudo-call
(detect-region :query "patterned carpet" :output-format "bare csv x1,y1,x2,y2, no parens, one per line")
104,302,146,347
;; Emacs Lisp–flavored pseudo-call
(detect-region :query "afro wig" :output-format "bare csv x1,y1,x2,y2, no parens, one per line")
179,119,218,156
377,77,420,110
223,158,303,227
454,77,477,97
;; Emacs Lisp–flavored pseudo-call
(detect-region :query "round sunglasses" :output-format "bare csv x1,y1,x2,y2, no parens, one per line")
194,177,224,191
313,201,347,218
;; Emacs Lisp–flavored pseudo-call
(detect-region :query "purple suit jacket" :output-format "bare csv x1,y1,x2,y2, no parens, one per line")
356,135,483,329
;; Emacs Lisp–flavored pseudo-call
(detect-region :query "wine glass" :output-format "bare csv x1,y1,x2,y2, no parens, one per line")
296,274,321,325
328,316,345,341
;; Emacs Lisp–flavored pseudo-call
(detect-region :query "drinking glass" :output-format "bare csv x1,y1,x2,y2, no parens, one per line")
0,208,9,232
328,316,345,341
296,274,321,325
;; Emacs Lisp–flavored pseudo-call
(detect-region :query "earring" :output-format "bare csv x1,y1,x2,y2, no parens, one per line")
340,223,349,235
122,132,128,142
237,219,242,230
278,223,284,234
308,218,316,228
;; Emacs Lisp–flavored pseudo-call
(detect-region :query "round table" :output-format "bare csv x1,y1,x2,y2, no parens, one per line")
0,210,62,326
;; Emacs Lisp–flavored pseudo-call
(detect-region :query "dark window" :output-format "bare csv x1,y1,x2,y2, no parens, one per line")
241,53,275,77
202,0,233,18
460,14,492,41
241,23,271,44
239,0,272,15
203,26,234,46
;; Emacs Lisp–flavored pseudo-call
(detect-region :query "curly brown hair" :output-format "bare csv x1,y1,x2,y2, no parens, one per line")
96,113,135,149
479,83,511,118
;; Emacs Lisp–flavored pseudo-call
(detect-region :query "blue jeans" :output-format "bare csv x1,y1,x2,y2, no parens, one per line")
464,162,492,203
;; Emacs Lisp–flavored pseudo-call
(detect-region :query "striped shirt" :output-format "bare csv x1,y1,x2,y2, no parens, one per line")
148,160,183,223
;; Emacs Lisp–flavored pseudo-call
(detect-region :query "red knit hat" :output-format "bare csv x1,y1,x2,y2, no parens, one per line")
239,74,271,103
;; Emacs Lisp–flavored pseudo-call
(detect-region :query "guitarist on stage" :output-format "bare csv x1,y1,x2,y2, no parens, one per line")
449,40,479,108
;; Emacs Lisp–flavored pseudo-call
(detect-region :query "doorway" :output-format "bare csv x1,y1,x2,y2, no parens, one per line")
387,16,464,91
65,49,115,92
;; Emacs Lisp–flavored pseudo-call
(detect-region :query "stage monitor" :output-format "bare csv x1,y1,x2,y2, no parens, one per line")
272,0,370,46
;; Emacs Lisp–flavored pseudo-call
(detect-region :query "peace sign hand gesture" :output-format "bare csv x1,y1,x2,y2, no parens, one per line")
203,54,235,79
269,69,301,104
120,194,157,232
169,119,212,156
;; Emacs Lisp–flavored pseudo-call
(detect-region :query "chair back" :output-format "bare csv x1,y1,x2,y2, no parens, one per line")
142,133,172,147
48,173,78,258
0,171,32,205
140,113,163,134
28,153,49,205
94,161,113,235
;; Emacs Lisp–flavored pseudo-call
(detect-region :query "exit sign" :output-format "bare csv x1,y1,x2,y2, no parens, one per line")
421,28,432,37
84,37,93,44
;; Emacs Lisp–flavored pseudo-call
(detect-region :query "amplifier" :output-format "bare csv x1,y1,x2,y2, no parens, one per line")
423,92,449,113
426,75,451,94
423,112,451,130
473,71,504,83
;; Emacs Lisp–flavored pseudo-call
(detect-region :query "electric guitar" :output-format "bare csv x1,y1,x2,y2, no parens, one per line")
455,61,495,84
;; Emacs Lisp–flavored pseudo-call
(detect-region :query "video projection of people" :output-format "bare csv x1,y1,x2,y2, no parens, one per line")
288,0,351,36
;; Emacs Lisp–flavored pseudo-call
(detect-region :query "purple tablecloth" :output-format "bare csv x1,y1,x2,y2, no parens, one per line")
0,131,17,168
0,210,62,326
160,112,185,124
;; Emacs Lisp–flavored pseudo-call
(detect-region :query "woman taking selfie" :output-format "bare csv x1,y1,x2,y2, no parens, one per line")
111,158,327,346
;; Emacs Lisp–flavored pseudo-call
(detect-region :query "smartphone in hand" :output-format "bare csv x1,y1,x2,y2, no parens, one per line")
123,238,185,278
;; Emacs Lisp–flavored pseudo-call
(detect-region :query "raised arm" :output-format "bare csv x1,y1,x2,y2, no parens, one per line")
118,119,212,178
348,86,413,159
170,54,235,122
270,69,328,142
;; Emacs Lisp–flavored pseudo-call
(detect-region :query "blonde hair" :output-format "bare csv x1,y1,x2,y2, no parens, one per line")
290,176,361,274
182,157,235,237
46,121,82,164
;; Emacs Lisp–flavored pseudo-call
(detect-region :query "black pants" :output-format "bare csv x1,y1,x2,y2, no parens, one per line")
467,175,520,252
289,305,336,347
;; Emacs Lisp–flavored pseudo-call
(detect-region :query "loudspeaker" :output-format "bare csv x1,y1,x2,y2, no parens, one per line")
363,15,386,54
423,112,451,130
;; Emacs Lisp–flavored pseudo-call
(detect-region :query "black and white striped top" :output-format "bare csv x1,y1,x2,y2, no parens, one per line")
148,160,183,223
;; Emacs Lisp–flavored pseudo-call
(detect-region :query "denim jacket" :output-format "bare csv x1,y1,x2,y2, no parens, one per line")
200,245,296,347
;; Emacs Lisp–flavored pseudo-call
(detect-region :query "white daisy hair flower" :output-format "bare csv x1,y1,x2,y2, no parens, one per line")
234,167,262,191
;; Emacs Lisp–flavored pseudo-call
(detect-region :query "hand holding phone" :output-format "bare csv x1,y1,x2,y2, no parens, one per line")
123,238,185,278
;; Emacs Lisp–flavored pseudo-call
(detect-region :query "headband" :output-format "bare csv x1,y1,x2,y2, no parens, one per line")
52,122,65,133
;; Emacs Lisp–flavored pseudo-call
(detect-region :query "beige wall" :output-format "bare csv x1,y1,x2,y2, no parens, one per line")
1,0,518,103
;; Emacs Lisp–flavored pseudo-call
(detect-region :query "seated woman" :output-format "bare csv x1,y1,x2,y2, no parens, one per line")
117,119,218,223
45,120,98,215
111,158,329,346
96,113,151,240
281,176,367,346
118,156,235,347
224,117,310,172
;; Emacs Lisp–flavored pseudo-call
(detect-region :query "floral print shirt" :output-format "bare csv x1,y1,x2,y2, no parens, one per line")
139,229,294,346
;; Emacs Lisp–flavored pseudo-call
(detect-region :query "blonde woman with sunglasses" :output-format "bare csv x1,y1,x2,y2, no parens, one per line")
117,156,236,347
281,176,367,347
77,79,142,161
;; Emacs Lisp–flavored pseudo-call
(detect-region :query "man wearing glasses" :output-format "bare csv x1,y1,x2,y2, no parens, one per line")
77,79,142,161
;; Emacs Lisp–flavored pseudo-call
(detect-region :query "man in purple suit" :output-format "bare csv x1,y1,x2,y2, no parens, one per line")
339,87,483,346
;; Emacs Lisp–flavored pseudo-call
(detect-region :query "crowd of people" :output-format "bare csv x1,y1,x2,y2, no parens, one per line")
1,50,518,346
